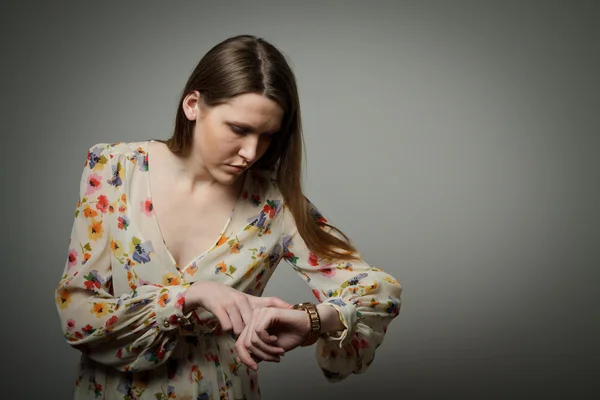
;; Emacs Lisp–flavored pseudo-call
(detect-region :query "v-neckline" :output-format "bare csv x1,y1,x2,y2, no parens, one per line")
144,140,247,270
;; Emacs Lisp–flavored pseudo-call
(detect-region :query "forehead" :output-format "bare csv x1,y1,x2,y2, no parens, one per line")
217,93,284,128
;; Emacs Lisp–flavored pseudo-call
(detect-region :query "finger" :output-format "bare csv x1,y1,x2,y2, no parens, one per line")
251,330,285,357
246,310,285,357
236,355,262,365
238,296,254,326
212,308,232,332
245,336,281,363
244,307,260,352
257,329,280,346
262,296,293,309
241,315,269,369
235,327,258,371
226,307,245,335
238,353,264,364
242,310,275,364
241,353,263,364
239,352,265,365
254,315,285,354
251,354,263,364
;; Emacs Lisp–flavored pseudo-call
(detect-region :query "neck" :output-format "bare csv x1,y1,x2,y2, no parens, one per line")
175,152,214,186
154,141,221,194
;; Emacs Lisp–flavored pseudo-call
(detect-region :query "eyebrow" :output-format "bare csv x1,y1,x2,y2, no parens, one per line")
228,121,280,134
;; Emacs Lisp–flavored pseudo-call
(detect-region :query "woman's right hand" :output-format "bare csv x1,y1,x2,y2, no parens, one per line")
184,281,293,336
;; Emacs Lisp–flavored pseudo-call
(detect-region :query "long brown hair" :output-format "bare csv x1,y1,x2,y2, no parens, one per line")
167,34,359,261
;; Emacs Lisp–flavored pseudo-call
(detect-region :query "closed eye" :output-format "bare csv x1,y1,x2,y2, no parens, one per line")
229,124,277,139
229,124,248,135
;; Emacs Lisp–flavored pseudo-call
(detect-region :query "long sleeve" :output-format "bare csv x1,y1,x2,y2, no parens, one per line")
280,198,402,382
55,144,193,372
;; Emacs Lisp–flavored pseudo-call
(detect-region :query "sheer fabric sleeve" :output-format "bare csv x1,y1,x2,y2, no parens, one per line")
280,198,402,382
55,144,194,372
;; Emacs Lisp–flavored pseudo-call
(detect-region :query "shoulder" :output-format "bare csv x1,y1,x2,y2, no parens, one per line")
84,141,148,170
81,142,149,193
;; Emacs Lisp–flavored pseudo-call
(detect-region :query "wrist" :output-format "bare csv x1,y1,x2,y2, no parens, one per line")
316,303,345,334
183,284,201,314
291,302,321,346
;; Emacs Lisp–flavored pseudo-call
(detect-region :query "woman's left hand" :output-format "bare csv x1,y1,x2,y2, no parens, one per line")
234,307,311,370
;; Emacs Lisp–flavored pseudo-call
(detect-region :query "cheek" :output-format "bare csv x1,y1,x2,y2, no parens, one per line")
196,124,239,158
218,136,242,157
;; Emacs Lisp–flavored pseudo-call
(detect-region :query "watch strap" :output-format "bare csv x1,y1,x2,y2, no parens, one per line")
292,302,321,347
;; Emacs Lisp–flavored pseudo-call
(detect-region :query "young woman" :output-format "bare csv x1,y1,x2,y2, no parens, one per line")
55,34,402,400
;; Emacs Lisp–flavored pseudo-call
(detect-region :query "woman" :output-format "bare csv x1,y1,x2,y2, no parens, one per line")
55,34,402,400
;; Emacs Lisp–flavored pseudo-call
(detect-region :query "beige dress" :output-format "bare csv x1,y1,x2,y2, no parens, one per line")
55,141,402,399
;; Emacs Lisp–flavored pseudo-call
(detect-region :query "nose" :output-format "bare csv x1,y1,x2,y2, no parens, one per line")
238,134,260,164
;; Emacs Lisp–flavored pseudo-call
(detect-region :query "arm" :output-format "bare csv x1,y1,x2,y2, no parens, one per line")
55,144,194,372
280,198,402,382
316,302,345,333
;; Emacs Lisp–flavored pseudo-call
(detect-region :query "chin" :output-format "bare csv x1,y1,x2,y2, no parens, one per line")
212,168,242,185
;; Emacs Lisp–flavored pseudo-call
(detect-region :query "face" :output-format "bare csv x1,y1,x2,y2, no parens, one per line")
183,91,284,184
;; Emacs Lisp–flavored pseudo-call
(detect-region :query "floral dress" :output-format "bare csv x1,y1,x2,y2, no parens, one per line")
55,141,402,400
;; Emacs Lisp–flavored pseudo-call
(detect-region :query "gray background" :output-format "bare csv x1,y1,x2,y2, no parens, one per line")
1,0,599,399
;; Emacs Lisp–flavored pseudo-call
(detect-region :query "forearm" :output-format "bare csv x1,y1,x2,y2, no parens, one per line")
183,283,200,314
57,282,192,371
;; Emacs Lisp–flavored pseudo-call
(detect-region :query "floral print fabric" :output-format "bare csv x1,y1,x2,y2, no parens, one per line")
55,141,402,399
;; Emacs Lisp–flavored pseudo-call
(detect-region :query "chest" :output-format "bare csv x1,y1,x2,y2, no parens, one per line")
150,181,239,268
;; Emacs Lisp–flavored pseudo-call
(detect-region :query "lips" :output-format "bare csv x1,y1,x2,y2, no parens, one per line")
227,164,246,172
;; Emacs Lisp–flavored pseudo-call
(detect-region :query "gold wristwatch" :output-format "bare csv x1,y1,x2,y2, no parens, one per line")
292,302,321,347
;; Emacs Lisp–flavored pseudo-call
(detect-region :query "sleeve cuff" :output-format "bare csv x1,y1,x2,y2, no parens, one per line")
320,299,357,347
178,307,220,336
155,285,193,333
